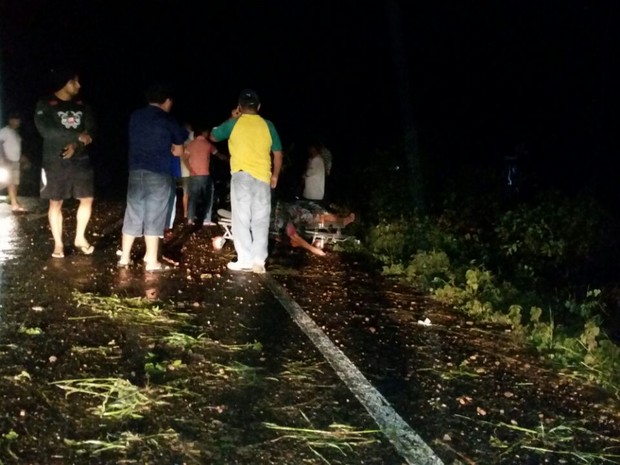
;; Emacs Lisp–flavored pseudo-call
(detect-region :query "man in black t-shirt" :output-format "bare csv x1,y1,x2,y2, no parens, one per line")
34,69,96,258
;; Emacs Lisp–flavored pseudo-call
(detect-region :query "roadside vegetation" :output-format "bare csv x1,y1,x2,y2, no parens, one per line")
338,146,620,398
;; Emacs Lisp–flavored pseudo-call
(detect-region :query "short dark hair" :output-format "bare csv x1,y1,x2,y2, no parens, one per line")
145,82,173,104
238,89,260,110
8,112,21,120
50,67,78,91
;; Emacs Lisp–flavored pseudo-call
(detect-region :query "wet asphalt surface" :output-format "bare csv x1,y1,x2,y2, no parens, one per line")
0,196,406,465
0,196,619,465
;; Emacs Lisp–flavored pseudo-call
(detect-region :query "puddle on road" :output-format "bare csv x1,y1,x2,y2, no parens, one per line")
0,204,22,263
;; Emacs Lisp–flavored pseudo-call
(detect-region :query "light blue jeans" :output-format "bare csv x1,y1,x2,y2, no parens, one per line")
230,171,271,266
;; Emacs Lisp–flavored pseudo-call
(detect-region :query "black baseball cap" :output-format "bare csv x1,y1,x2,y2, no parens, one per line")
238,89,260,109
50,67,78,91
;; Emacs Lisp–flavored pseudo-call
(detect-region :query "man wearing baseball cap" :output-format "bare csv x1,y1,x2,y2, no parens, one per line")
210,89,283,273
34,68,96,258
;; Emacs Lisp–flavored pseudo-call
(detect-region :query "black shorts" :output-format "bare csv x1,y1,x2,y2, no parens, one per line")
41,161,94,200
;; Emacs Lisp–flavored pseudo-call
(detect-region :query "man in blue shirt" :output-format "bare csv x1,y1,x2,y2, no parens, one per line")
117,83,187,272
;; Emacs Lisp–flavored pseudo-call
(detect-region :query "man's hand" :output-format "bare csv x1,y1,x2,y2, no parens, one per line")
78,132,92,146
61,143,76,159
270,175,279,189
171,144,184,157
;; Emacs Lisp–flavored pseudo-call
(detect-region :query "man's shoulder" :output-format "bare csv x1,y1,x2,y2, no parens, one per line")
36,95,60,108
130,105,154,121
262,118,278,130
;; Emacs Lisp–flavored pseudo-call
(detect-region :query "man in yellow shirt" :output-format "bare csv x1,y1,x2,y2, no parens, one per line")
211,89,283,273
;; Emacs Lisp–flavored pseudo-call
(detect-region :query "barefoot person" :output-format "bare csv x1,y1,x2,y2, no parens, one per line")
34,68,96,258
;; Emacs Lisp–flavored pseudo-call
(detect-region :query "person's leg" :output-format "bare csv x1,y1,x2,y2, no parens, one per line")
7,183,19,208
70,163,95,252
120,170,146,263
74,197,94,249
249,177,271,270
229,172,253,267
8,162,25,211
187,176,200,224
204,177,215,224
182,177,189,220
143,235,160,266
118,233,136,265
143,171,172,268
193,176,205,224
48,199,64,256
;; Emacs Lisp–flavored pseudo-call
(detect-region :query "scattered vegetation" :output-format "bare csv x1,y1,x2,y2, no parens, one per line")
467,415,620,464
264,410,380,465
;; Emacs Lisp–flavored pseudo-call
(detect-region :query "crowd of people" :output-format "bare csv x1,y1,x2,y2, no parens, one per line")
3,68,354,273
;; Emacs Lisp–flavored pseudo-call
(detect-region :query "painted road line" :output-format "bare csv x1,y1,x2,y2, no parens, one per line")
262,275,445,465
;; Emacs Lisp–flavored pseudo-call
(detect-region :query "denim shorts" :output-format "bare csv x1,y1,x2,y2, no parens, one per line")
122,169,172,237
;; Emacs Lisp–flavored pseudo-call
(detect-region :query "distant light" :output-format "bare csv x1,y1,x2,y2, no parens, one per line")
0,209,19,261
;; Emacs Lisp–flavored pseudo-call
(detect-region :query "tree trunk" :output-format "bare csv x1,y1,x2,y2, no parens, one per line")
385,0,424,211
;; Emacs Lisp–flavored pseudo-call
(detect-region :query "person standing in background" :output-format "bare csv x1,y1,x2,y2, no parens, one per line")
0,112,28,212
302,143,326,201
183,128,218,225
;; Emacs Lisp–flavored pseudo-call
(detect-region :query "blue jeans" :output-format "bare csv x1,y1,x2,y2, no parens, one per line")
122,170,172,237
188,175,212,222
204,181,215,222
230,171,271,266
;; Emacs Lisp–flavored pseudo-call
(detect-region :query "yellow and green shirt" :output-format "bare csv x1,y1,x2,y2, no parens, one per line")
211,114,282,184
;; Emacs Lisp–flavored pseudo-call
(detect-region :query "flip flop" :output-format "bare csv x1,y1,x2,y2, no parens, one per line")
12,206,28,213
162,255,179,266
75,243,95,255
117,260,130,268
51,250,64,258
145,262,172,273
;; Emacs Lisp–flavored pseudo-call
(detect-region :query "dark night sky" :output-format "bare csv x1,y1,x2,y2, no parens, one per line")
0,0,618,200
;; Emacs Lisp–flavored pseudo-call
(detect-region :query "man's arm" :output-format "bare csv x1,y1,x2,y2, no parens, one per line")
271,150,283,189
210,118,236,143
78,102,96,146
34,100,62,140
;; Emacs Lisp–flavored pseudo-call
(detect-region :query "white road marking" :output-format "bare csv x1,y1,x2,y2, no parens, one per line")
262,275,445,465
